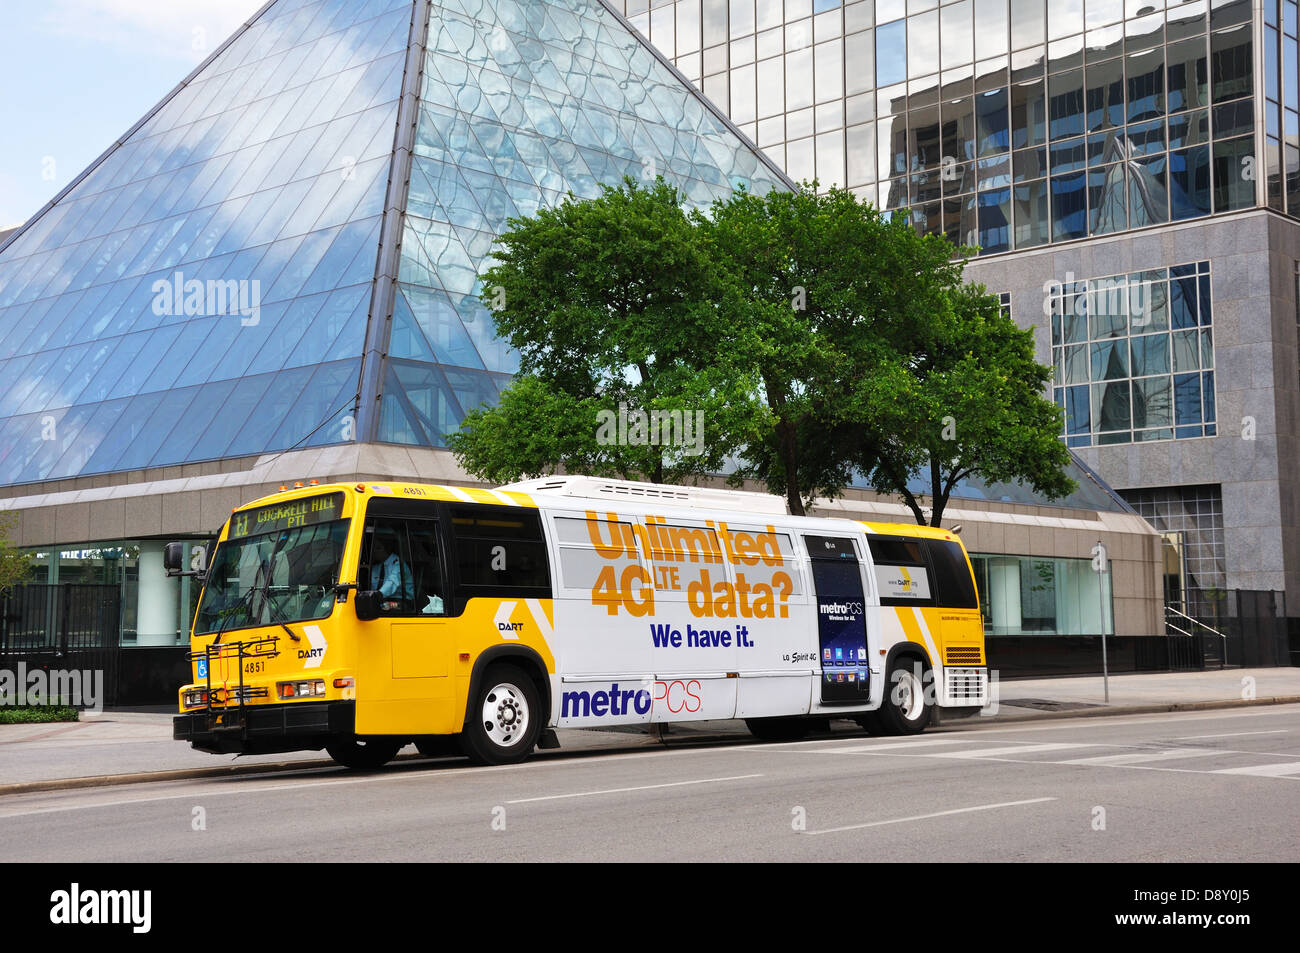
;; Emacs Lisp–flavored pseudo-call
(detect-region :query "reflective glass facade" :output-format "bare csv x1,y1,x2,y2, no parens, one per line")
378,0,784,447
1121,483,1225,596
624,0,1266,252
970,552,1113,635
0,0,415,485
22,540,207,646
0,0,784,480
1049,261,1215,446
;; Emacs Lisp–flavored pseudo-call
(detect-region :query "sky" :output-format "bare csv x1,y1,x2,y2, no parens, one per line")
0,0,267,228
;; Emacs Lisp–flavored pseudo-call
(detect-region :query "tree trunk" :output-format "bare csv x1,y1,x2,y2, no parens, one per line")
777,419,804,516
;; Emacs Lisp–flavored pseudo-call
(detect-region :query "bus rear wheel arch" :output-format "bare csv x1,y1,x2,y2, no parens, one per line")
460,662,543,765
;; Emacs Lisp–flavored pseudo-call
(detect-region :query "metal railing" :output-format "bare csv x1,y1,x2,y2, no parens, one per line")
1165,604,1227,669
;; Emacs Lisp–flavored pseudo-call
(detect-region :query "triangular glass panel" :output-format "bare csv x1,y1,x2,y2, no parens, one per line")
0,0,413,483
375,0,786,447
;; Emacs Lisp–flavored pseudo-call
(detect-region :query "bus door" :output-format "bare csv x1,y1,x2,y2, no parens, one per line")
804,535,871,704
354,511,453,735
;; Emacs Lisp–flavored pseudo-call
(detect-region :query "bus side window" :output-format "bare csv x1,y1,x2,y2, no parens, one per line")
406,520,446,616
922,539,979,609
450,505,551,593
361,519,414,614
868,536,937,607
360,518,446,616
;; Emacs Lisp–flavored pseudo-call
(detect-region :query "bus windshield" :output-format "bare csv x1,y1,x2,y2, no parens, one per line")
195,519,350,635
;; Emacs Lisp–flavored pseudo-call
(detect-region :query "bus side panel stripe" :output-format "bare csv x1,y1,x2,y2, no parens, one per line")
894,608,935,666
911,607,941,668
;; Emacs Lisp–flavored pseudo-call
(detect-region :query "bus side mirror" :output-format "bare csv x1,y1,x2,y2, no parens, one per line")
163,542,187,576
355,590,382,621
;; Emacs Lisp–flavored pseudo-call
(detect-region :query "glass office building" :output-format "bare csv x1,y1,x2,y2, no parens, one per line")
0,0,1174,700
621,0,1299,628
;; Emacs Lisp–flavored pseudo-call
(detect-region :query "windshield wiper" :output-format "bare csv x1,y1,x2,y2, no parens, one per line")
252,547,301,643
211,586,257,647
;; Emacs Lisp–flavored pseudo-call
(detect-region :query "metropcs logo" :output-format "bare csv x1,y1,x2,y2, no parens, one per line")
818,601,863,615
561,682,652,718
561,679,703,718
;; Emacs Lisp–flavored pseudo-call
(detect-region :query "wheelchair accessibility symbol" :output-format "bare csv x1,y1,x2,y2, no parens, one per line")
196,658,208,678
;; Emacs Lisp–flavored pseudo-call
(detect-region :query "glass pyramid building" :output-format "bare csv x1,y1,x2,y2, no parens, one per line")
0,0,787,486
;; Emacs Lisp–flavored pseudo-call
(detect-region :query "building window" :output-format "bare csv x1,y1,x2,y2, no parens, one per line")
1049,261,1216,446
969,553,1113,636
1120,484,1226,610
653,0,1263,251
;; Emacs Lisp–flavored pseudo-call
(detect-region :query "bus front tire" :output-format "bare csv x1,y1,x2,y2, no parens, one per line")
327,736,402,769
460,664,542,765
877,659,933,735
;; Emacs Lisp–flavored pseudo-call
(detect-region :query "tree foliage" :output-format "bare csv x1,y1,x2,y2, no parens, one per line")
702,186,964,514
861,283,1075,526
0,512,32,594
451,177,1074,524
449,178,758,484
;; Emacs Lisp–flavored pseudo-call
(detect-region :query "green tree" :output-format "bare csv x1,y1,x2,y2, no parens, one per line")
703,185,963,515
0,512,32,594
861,282,1075,527
452,178,1073,523
449,177,758,484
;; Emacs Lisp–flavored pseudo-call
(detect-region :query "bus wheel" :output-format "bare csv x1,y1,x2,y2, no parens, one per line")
326,736,402,769
877,659,932,735
461,664,541,765
745,717,812,742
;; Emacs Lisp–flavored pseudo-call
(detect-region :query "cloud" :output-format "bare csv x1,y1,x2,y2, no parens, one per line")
40,0,268,62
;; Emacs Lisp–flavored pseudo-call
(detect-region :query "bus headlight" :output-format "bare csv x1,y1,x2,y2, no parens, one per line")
183,689,209,708
277,679,326,699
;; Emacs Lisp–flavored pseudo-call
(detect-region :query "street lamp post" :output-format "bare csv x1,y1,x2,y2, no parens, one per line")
1092,540,1109,703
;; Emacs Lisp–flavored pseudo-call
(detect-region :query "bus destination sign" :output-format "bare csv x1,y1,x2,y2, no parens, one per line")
229,493,343,540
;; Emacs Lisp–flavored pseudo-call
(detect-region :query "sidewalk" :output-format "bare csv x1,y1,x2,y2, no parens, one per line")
1,668,1297,792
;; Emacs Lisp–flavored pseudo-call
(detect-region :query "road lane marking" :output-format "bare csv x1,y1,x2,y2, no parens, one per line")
803,797,1057,835
1175,730,1290,740
1212,762,1300,777
932,743,1096,759
506,773,763,804
1057,748,1225,765
936,706,1300,737
783,738,979,753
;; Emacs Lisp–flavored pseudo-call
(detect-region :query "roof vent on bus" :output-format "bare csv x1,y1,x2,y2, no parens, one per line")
496,477,789,514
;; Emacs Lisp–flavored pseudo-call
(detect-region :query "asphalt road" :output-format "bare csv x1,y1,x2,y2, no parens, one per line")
1,704,1297,863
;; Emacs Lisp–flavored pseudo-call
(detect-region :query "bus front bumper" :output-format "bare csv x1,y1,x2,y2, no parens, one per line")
173,701,355,755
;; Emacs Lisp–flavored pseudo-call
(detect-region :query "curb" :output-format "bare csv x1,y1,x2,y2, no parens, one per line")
940,694,1300,728
3,695,1298,796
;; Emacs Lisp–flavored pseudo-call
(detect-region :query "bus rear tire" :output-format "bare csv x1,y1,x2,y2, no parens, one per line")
461,664,541,765
327,736,402,769
877,659,933,735
745,716,812,742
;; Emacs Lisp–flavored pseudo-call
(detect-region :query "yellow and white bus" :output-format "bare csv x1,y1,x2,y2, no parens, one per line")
171,477,988,768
